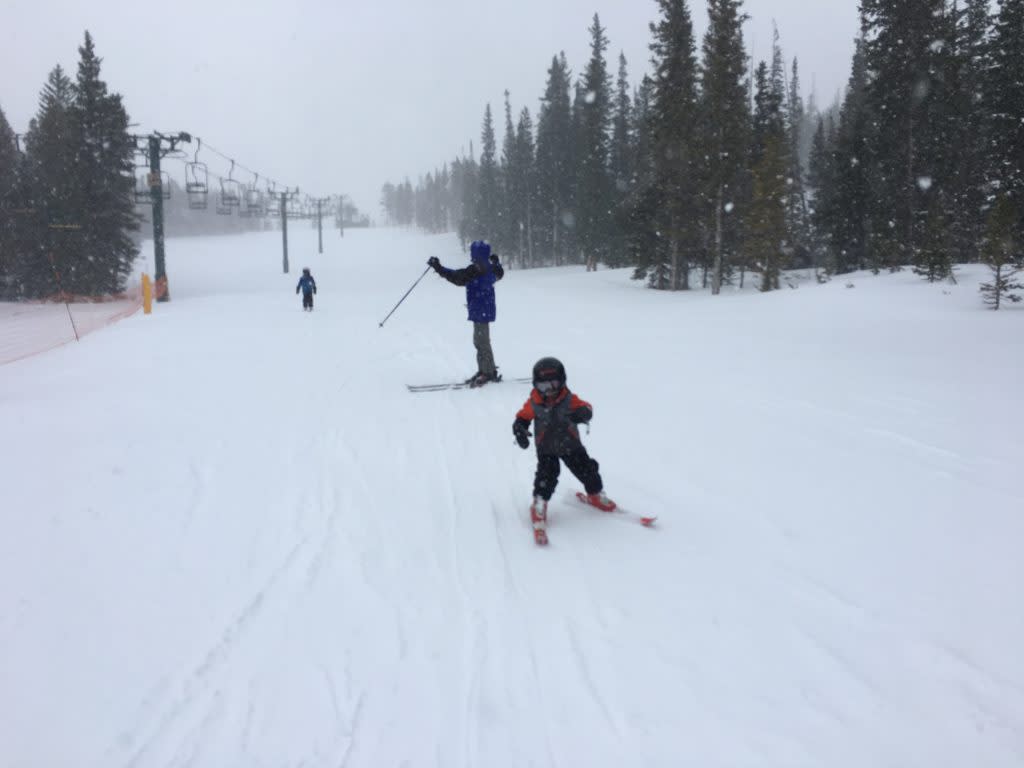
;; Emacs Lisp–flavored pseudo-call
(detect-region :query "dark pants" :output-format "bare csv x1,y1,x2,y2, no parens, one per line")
473,322,496,376
533,447,603,500
302,292,314,310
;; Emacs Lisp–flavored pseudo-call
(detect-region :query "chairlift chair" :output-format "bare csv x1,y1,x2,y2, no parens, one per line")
243,176,265,217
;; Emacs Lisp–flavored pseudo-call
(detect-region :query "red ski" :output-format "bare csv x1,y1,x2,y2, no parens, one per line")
531,499,549,546
575,492,657,527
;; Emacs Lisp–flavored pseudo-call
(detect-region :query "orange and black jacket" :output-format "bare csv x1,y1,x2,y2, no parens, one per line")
514,387,593,456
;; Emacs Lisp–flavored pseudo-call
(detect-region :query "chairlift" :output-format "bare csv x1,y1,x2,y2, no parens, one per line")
134,171,171,203
185,139,209,210
265,183,281,217
218,160,242,214
242,174,265,217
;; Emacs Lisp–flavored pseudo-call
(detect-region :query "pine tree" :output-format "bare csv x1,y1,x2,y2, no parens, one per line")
512,107,536,267
576,14,614,271
499,90,517,257
477,103,501,243
747,56,788,291
914,191,955,281
948,0,992,263
68,31,139,294
860,0,947,271
784,56,812,270
987,0,1024,247
607,52,634,268
627,76,669,286
380,182,397,224
647,0,702,289
806,115,835,277
979,195,1023,308
827,38,872,274
700,0,751,294
21,65,76,298
0,105,19,294
534,53,574,265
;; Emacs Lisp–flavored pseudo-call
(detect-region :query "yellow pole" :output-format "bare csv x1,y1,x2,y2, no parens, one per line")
142,273,153,315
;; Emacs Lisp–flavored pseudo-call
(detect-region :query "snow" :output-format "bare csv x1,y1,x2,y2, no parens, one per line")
2,227,1023,767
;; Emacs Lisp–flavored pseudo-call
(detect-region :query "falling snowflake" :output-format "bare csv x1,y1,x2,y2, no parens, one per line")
724,202,735,214
917,176,933,191
584,90,597,105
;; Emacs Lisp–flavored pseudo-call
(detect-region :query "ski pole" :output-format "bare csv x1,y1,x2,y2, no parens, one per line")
379,265,432,328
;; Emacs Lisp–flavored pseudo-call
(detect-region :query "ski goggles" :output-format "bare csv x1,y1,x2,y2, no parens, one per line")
535,379,561,395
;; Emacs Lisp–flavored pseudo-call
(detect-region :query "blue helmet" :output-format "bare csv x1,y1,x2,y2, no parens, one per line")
470,240,491,263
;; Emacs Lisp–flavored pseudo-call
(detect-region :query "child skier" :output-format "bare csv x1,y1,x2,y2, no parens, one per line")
513,357,616,541
296,267,317,311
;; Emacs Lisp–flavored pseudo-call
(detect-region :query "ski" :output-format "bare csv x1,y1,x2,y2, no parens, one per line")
574,491,657,527
407,376,532,393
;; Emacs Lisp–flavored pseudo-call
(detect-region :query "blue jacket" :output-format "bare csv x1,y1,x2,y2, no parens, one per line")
296,274,317,294
434,241,503,323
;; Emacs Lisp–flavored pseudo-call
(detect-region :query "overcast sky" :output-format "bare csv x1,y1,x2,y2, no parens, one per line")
2,0,860,217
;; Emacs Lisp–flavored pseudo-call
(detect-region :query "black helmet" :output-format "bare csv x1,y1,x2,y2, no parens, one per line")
302,267,311,275
532,356,565,395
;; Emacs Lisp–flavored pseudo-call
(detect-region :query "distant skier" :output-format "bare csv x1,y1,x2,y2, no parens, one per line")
427,240,504,387
296,267,317,311
513,357,616,538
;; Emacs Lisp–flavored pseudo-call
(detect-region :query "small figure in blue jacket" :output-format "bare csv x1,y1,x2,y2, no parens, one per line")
296,267,317,311
428,241,504,387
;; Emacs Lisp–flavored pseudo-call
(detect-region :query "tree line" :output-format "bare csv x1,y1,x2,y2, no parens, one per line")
0,33,139,299
380,0,1024,305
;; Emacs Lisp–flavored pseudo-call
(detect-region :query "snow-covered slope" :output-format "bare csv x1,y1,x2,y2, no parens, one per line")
1,227,1022,767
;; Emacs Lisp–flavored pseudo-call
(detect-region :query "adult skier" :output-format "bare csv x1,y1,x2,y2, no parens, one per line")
427,240,504,387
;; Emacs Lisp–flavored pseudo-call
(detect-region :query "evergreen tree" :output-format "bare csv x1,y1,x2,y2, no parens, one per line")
948,0,992,262
607,52,634,268
0,106,19,294
575,14,613,271
512,107,536,267
21,65,76,298
747,56,788,291
477,103,501,242
987,0,1024,247
979,195,1023,308
827,38,872,274
68,31,139,294
499,90,517,256
914,191,955,281
534,53,574,265
380,181,397,224
627,75,669,286
806,114,837,276
860,0,947,271
646,0,702,289
700,0,751,294
784,56,812,269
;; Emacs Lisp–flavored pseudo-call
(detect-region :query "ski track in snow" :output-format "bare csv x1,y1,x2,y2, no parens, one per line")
2,229,1023,767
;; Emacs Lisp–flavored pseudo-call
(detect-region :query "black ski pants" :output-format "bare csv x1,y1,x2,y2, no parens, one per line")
533,447,602,501
302,292,314,310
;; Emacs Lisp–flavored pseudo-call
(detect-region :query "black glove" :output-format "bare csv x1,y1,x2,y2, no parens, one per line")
489,253,500,266
313,287,317,294
295,288,299,294
513,419,531,449
569,406,592,425
427,256,441,271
